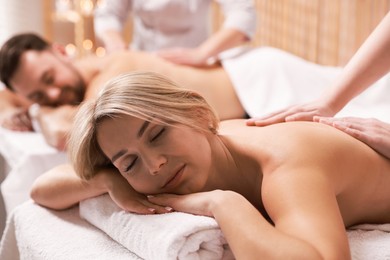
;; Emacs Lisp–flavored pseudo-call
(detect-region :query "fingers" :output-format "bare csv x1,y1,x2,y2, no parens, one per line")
246,109,290,126
315,116,374,144
246,109,315,126
316,116,390,159
2,111,33,131
117,197,173,215
315,116,366,132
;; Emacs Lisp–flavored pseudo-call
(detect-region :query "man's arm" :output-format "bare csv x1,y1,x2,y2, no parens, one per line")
0,89,33,131
34,105,77,150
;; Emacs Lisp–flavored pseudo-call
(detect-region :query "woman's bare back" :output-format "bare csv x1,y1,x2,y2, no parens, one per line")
220,119,390,226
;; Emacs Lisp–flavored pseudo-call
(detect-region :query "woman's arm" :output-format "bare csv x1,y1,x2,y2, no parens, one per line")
30,164,108,210
31,164,170,214
149,182,347,259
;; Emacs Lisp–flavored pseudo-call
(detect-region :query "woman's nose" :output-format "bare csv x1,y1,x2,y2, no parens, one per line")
145,154,167,176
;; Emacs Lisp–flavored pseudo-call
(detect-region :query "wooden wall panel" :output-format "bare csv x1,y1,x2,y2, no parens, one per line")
213,0,390,66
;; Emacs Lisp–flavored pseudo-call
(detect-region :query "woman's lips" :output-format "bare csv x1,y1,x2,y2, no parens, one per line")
162,165,185,189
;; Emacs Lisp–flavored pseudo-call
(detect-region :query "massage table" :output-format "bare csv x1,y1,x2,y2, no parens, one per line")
0,47,390,259
0,196,389,260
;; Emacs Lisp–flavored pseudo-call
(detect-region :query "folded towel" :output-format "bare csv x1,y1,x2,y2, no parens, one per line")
347,224,390,260
79,195,232,260
349,223,390,232
79,195,390,260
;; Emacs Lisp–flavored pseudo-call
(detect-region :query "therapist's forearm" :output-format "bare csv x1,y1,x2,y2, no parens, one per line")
197,28,249,60
99,29,127,53
323,12,390,112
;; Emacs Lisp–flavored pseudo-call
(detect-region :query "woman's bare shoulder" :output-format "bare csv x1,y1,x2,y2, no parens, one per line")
219,120,383,170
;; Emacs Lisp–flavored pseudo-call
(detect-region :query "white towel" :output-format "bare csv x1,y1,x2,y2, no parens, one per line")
348,224,390,260
79,195,233,260
221,47,390,123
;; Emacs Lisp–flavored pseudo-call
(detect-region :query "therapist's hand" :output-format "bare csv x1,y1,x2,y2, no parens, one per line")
316,116,390,159
100,30,127,54
246,100,338,126
157,47,210,67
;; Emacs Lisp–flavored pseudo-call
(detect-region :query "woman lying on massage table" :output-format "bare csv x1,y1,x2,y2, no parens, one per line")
31,72,390,259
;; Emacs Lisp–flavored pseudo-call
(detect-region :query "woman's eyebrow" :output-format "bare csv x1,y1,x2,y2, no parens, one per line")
111,149,128,163
137,121,150,138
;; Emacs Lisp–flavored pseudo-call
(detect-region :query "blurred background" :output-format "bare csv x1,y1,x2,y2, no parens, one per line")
0,0,389,66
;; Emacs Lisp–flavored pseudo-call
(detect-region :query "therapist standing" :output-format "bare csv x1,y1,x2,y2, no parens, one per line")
247,11,390,159
94,0,256,66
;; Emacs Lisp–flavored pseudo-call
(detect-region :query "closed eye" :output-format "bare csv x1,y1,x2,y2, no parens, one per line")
29,92,45,103
150,128,165,142
125,157,138,172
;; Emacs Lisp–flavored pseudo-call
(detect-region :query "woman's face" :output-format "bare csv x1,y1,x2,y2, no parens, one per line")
96,114,213,195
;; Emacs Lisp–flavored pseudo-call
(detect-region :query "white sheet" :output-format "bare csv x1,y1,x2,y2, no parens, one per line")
1,199,388,260
0,200,141,260
222,47,390,123
0,127,67,214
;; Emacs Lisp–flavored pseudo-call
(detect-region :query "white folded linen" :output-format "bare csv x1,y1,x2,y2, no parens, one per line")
2,198,389,260
79,195,232,260
348,224,390,260
0,200,140,260
222,47,390,123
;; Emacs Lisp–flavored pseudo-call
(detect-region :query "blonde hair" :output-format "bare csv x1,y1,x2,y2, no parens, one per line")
68,71,219,180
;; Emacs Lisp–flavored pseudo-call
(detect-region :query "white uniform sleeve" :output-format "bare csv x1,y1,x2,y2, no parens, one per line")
216,0,257,39
94,0,132,36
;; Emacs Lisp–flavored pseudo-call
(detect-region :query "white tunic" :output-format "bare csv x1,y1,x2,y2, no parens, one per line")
94,0,256,51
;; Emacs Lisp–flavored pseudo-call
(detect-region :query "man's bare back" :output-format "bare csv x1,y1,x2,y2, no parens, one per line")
82,51,246,120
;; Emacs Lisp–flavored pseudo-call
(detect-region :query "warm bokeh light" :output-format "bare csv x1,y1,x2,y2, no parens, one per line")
95,47,106,57
65,43,76,57
83,39,93,50
80,0,94,16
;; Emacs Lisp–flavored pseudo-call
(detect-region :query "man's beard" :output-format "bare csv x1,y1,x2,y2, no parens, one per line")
59,63,87,106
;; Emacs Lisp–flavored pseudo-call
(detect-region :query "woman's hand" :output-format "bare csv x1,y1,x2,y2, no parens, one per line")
315,116,390,159
147,190,230,217
246,100,337,126
101,168,171,214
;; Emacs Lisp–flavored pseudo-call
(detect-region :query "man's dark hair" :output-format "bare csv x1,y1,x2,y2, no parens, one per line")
0,33,50,90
